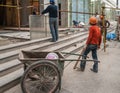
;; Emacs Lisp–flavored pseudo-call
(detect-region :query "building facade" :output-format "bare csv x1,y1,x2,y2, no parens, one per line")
0,0,118,28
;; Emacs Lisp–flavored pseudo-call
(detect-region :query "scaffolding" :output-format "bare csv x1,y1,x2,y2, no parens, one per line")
101,5,120,51
0,0,34,30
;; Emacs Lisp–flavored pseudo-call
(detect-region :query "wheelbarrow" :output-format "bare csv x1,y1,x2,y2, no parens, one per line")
19,50,100,93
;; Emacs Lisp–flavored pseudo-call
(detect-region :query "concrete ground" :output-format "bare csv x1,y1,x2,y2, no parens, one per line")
0,31,30,46
61,40,120,93
4,40,120,93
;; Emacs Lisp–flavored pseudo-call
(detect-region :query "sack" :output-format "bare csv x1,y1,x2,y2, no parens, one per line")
106,32,116,40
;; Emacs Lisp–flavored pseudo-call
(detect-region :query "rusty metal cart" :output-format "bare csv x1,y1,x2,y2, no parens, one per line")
19,50,65,93
19,50,100,93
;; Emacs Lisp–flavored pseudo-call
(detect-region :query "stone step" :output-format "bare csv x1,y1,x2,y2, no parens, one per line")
0,68,24,93
0,59,23,77
0,31,88,54
0,37,50,54
0,32,88,64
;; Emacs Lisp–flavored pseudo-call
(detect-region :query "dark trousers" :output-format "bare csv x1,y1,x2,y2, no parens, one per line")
49,18,58,42
80,44,98,71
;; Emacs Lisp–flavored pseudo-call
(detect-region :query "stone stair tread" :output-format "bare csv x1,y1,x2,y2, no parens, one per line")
0,37,50,51
0,33,87,61
0,68,24,87
0,59,21,72
0,32,86,52
0,42,51,61
0,50,19,60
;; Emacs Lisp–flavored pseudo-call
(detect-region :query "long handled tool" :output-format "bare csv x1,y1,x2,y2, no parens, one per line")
73,47,86,69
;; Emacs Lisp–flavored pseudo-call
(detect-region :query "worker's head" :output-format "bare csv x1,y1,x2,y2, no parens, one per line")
100,15,104,19
50,0,55,4
89,16,98,25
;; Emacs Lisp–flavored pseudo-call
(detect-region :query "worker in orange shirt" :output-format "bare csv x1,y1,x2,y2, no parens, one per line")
80,16,102,73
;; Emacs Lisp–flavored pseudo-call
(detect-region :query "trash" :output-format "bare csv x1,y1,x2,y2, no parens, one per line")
79,22,85,26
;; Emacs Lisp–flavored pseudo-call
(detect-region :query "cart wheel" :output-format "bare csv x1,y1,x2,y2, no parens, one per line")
21,60,61,93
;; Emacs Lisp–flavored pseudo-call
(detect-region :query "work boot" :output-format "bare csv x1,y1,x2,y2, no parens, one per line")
90,68,98,73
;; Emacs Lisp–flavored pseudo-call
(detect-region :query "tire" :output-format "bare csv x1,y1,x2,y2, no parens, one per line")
21,60,61,93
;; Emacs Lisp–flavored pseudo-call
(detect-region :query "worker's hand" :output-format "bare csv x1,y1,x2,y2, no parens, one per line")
97,45,100,49
40,14,43,16
83,44,87,49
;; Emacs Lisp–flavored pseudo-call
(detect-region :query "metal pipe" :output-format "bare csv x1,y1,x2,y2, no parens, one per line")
0,4,33,8
17,0,20,31
59,10,96,15
116,0,118,8
61,52,89,58
19,58,100,62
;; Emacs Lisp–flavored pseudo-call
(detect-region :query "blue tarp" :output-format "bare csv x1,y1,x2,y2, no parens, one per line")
106,32,116,40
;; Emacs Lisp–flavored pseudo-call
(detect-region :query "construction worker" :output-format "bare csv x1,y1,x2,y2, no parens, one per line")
73,20,79,27
80,17,102,73
32,7,37,15
98,15,110,37
41,0,58,42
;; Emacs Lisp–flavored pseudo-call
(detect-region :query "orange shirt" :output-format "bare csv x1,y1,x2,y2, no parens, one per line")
86,25,102,46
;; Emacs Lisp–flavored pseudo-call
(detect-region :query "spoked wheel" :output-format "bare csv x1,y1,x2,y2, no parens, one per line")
21,60,61,93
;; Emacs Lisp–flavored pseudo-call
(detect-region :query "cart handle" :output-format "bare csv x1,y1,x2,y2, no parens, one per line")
19,58,100,63
61,52,89,58
60,59,100,63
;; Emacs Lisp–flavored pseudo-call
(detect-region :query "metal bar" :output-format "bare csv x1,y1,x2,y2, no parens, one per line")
17,0,20,31
60,59,100,63
101,6,106,52
0,4,33,9
19,58,100,62
103,6,120,10
40,3,50,5
116,0,119,8
73,47,85,69
59,10,96,15
61,52,89,58
0,4,17,8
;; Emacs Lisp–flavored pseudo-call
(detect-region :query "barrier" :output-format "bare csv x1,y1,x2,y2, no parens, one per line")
29,15,50,39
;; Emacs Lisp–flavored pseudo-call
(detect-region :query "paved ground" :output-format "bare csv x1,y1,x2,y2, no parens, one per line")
61,41,120,93
4,40,120,93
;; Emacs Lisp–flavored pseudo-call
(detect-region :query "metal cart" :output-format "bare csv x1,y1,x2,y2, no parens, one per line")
19,50,99,93
19,50,65,93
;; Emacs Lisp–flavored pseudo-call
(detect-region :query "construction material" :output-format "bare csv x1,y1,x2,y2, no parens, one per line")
59,10,96,15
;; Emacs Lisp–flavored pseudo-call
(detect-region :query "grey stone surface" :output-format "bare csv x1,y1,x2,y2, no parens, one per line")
0,31,30,39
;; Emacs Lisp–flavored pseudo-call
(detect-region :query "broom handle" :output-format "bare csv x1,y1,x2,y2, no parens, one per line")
73,47,85,69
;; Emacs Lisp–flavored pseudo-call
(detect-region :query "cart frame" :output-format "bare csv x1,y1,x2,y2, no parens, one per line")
19,50,100,93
